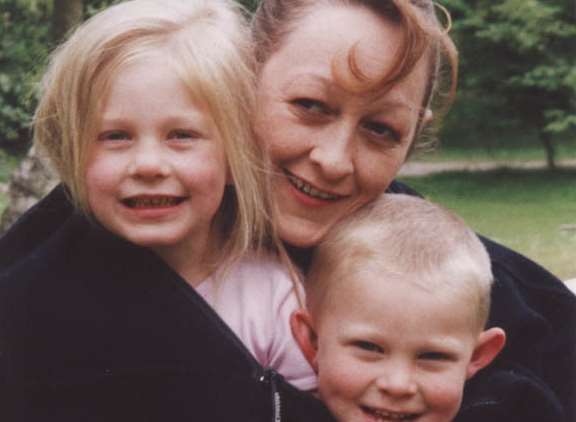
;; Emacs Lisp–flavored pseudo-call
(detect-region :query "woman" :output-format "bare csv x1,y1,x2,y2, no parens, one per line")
251,0,575,421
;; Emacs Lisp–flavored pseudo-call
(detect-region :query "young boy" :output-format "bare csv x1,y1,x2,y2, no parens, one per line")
291,194,506,422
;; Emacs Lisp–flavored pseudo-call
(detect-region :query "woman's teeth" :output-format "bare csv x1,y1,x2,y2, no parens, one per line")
286,173,339,200
123,197,182,208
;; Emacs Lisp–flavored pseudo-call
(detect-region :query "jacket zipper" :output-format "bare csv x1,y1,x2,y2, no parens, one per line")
259,368,283,422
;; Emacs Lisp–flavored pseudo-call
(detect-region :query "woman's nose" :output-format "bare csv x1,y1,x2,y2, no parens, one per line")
375,363,418,398
309,124,354,181
128,139,170,179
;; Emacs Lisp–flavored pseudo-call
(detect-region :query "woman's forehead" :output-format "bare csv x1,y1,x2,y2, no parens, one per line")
261,3,429,105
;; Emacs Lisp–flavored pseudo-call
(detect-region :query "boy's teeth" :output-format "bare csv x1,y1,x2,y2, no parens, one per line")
286,174,339,200
364,407,418,421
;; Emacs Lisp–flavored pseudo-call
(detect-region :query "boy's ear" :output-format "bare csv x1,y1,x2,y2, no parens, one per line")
290,309,319,372
466,327,506,379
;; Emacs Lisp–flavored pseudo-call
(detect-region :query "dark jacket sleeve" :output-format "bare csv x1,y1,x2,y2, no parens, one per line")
390,180,576,422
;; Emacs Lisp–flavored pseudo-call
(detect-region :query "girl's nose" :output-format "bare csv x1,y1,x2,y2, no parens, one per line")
375,364,418,398
128,140,170,179
309,124,354,181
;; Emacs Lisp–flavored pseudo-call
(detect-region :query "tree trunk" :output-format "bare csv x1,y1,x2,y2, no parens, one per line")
0,1,83,234
540,130,556,170
52,0,83,43
0,147,58,233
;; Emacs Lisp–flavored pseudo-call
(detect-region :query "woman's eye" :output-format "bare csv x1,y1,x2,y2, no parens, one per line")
98,130,130,142
291,98,331,115
353,341,383,353
168,129,199,141
362,121,400,143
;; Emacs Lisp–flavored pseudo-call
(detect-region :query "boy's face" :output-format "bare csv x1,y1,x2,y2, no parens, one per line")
85,53,228,265
293,269,504,422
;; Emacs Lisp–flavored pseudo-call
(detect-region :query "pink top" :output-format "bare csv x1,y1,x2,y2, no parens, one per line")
196,254,317,391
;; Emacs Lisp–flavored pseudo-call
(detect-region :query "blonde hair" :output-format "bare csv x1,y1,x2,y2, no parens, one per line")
307,194,494,330
252,0,458,151
33,0,275,265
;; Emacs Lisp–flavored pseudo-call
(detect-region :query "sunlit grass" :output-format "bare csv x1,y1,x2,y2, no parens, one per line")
399,169,576,280
413,136,576,163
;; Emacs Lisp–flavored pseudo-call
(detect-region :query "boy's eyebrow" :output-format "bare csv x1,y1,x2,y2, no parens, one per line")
420,336,467,352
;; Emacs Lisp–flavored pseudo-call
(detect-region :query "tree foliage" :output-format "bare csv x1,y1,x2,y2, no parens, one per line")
442,0,576,167
0,0,51,151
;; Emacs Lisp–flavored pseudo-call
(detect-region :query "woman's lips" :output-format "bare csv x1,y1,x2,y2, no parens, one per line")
283,170,345,201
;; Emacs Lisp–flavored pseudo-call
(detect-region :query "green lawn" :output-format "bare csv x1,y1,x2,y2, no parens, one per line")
412,140,576,163
399,169,576,280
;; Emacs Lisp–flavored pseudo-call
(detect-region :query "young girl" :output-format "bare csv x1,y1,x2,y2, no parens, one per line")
0,0,330,420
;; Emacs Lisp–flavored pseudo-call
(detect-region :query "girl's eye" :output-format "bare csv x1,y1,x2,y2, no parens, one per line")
362,121,400,143
167,129,199,141
291,98,331,115
353,341,383,353
419,351,452,361
98,130,130,142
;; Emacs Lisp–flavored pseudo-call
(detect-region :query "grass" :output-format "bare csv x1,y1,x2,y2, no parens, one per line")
412,133,576,163
399,169,576,280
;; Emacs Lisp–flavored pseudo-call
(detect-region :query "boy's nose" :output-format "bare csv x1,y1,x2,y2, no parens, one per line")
374,364,418,398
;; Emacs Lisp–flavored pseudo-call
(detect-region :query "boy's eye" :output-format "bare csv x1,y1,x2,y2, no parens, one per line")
353,340,383,353
167,129,199,141
419,351,452,361
291,98,331,115
361,120,400,143
98,130,130,141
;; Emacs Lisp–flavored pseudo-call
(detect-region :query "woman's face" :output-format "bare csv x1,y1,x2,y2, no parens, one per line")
254,4,430,247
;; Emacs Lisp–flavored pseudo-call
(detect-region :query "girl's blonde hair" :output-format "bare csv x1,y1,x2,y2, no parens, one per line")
34,0,273,264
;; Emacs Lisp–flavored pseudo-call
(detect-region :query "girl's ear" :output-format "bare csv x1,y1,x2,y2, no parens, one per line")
466,327,506,379
290,309,319,372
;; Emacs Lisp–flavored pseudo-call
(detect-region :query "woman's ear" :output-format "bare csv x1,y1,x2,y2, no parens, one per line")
423,108,433,125
290,309,319,372
466,327,506,379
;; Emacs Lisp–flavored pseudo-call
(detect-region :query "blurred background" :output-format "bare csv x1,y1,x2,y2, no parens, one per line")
0,0,574,280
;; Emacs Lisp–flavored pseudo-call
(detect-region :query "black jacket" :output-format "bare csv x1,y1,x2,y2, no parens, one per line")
0,186,334,422
1,183,575,421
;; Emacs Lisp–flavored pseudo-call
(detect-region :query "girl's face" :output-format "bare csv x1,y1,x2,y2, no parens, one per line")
86,53,228,276
254,4,430,247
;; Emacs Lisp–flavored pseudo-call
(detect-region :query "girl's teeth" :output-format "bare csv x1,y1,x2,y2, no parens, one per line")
286,174,339,200
126,197,180,208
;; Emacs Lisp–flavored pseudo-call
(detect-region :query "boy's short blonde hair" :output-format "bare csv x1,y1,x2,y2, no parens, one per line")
307,194,494,331
34,0,271,260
